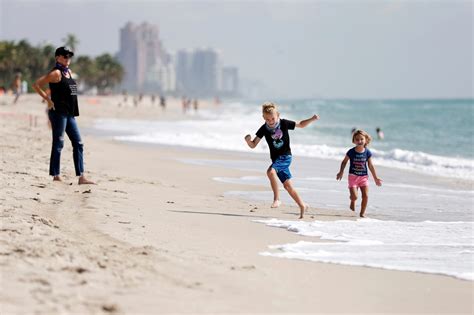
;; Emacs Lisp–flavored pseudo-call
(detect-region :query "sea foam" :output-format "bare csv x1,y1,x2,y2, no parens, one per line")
255,218,474,281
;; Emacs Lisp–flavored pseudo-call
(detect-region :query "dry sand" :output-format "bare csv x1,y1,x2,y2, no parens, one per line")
0,94,472,314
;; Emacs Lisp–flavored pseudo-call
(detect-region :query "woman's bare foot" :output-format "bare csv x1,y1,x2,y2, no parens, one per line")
271,200,281,208
53,176,62,182
360,212,366,218
78,176,95,185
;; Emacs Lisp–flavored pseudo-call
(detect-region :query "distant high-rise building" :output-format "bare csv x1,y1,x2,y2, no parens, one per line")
118,22,164,92
175,48,221,97
117,22,240,97
221,66,239,96
160,52,176,93
175,49,192,94
189,48,220,97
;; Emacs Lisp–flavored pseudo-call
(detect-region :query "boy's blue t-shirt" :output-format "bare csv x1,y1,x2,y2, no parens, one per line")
347,147,372,176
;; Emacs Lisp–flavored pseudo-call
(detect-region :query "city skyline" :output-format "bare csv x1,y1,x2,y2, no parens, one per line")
1,0,472,99
117,21,239,97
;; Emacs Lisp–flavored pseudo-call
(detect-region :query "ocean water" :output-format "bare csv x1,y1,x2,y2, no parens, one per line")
95,98,474,180
93,98,473,281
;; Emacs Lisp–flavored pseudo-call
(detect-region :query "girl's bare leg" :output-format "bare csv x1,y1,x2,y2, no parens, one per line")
283,179,307,219
267,166,281,208
360,186,369,217
349,187,358,211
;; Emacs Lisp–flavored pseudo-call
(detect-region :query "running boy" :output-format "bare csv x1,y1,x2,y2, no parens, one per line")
245,102,319,219
336,129,382,217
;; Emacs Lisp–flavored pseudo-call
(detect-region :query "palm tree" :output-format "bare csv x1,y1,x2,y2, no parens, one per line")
62,33,79,52
74,56,96,91
0,41,16,85
0,39,123,94
94,54,124,94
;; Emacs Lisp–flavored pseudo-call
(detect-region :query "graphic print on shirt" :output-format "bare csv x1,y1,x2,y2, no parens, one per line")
69,84,78,96
352,155,367,174
271,127,284,149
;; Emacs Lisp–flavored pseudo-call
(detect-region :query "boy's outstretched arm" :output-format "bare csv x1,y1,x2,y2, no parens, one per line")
368,158,383,186
296,114,320,128
336,155,349,180
244,135,261,149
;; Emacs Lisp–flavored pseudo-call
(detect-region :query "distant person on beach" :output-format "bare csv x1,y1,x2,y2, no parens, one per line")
32,46,94,185
122,89,128,102
193,99,199,111
351,127,357,135
182,96,191,114
12,73,22,104
376,127,385,140
245,102,320,219
336,129,382,217
160,95,166,110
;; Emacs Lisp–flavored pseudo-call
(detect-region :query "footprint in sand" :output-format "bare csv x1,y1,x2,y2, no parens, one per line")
102,304,119,313
50,199,63,205
62,266,89,274
31,184,47,188
230,265,256,271
186,281,203,289
30,278,50,286
0,228,21,234
113,190,127,194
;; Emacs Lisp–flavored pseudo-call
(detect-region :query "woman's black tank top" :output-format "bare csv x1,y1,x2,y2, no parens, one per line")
49,67,79,116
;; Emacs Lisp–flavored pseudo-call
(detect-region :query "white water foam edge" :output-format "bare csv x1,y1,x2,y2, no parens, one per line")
254,218,474,281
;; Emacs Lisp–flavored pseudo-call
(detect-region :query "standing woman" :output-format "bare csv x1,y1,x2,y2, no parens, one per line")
33,46,94,184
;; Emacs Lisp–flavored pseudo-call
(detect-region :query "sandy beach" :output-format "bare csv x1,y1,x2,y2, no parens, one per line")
0,94,472,314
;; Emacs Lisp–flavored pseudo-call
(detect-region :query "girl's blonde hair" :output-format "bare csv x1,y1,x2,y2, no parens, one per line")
262,102,278,115
352,129,372,147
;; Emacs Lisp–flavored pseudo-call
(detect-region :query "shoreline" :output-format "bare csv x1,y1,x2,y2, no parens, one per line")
1,94,472,314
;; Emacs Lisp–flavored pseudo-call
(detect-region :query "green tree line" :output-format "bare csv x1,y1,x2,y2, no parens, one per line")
0,39,124,94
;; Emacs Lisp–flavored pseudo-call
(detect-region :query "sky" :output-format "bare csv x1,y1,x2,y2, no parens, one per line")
0,0,472,99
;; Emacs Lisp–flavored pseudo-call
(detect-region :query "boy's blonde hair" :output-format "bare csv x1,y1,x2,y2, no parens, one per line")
352,129,372,147
262,102,278,115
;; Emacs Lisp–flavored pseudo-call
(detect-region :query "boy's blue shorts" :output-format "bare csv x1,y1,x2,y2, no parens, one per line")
271,155,292,183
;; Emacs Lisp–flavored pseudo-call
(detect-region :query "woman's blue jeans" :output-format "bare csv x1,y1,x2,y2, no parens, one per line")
48,110,84,176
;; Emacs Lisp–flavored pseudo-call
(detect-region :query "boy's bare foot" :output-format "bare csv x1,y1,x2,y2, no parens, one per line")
78,176,95,185
271,200,281,208
350,202,355,211
360,213,366,218
299,204,308,219
53,176,62,182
